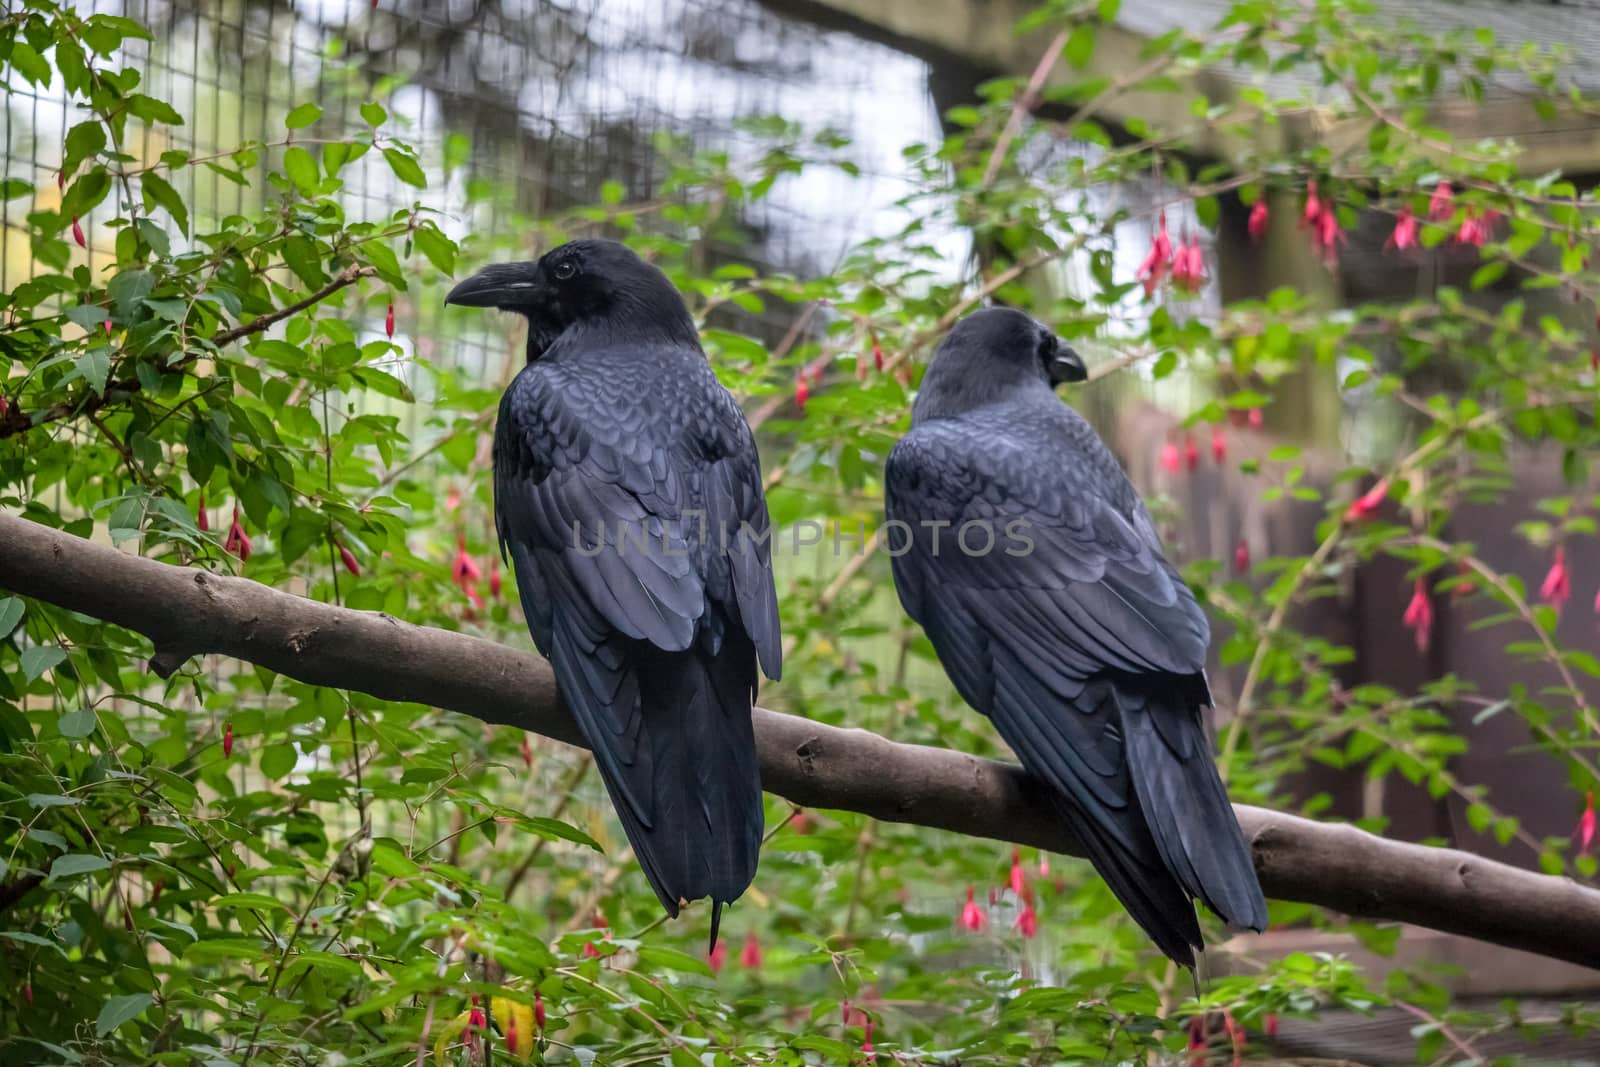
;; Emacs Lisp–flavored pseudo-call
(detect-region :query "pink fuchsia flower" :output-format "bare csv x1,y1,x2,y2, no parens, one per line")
795,376,809,413
197,494,210,532
1455,210,1491,247
452,535,482,591
1233,538,1250,574
862,1017,876,1062
1211,425,1227,464
1247,407,1263,429
1344,478,1390,523
222,721,234,759
1160,438,1182,474
1386,206,1419,251
1301,181,1324,227
1403,578,1433,654
959,885,987,931
338,541,361,576
385,302,395,338
1541,545,1571,611
1008,848,1026,897
1136,211,1174,295
1183,432,1200,472
1247,199,1269,242
224,506,253,561
71,216,86,248
1170,235,1206,292
739,930,763,970
1428,180,1455,222
1578,792,1596,855
1015,890,1039,938
1312,207,1346,266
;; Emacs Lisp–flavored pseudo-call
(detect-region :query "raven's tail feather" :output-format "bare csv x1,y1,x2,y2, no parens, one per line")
556,619,764,939
1044,789,1203,967
1119,679,1269,934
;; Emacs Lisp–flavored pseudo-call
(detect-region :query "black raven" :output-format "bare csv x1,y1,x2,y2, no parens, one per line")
884,307,1266,966
446,240,782,944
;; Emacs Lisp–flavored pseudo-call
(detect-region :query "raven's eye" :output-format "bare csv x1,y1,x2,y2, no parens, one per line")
552,260,578,281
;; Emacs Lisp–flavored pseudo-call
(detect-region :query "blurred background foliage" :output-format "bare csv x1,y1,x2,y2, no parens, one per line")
3,0,1600,1062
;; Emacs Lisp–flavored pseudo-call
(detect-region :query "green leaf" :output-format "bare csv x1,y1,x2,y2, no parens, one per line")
8,42,52,85
64,122,107,173
76,348,111,396
108,269,154,316
283,147,320,196
96,993,153,1037
28,793,81,808
383,147,427,189
0,596,23,639
57,709,97,738
0,930,65,956
285,102,323,129
360,102,388,127
413,225,456,274
1065,23,1097,68
20,645,66,682
127,94,184,125
260,742,298,780
140,171,189,236
48,853,110,881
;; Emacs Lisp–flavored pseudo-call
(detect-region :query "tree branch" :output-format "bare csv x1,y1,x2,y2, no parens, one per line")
2,510,1597,969
0,266,376,440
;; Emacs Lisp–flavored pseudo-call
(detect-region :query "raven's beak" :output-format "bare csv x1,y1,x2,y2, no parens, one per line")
1047,340,1088,385
444,267,534,310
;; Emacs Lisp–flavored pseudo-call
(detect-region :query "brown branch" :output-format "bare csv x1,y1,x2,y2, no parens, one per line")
2,510,1598,969
0,266,376,441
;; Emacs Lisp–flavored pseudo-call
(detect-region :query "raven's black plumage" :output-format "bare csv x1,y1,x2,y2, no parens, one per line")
447,240,781,943
884,307,1266,966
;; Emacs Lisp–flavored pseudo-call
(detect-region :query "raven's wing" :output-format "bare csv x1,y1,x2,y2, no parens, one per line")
885,417,1265,963
494,354,777,928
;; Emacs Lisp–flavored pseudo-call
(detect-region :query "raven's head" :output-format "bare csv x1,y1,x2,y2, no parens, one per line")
445,240,697,362
912,308,1086,422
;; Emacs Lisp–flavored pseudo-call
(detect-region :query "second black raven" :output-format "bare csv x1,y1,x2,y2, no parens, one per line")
884,308,1266,966
446,240,782,943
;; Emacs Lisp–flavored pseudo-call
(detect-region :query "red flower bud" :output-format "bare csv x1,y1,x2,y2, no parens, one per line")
1247,199,1269,242
1402,578,1433,654
338,542,361,576
150,878,164,904
57,169,65,191
1455,559,1477,600
1541,545,1571,611
1210,425,1226,464
222,721,234,759
872,338,884,371
23,983,31,1004
739,930,763,970
1265,1013,1278,1038
72,216,86,248
1038,854,1049,877
790,809,812,834
863,1017,876,1062
384,302,395,339
708,939,727,972
1008,848,1026,897
489,558,503,600
1578,791,1596,855
102,319,112,335
1183,432,1200,471
959,885,987,931
534,990,546,1032
1301,181,1323,226
520,735,534,770
1344,478,1389,523
1233,538,1250,574
795,376,809,413
1247,407,1263,429
581,941,600,958
197,494,210,532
